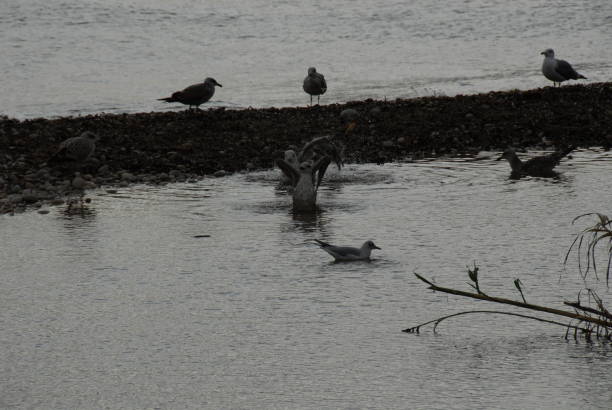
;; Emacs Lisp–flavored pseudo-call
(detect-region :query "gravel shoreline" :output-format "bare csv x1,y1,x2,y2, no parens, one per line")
2,83,611,214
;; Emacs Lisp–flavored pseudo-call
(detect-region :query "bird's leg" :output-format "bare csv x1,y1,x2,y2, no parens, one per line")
310,95,313,106
317,95,320,105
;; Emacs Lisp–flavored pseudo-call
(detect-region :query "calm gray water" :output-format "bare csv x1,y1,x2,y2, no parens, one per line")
1,149,611,409
1,0,611,118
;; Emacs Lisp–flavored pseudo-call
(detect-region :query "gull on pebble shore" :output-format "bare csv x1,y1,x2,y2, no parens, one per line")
158,77,222,109
48,131,99,165
496,146,574,177
541,49,586,87
314,239,381,262
303,67,327,105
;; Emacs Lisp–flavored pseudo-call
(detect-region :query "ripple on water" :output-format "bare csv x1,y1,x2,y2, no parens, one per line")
2,151,612,409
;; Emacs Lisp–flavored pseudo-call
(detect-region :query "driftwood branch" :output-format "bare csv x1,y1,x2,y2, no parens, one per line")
413,273,612,328
403,310,588,334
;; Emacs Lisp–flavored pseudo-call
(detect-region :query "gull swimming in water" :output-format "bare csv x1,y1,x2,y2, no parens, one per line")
541,49,586,87
303,67,327,105
497,146,574,177
48,131,99,166
158,77,222,109
314,239,381,262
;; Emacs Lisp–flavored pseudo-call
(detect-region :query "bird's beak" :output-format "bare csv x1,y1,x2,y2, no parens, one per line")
374,245,381,250
540,52,545,55
217,82,223,87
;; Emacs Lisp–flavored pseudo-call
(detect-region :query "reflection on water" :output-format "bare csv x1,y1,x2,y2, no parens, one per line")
1,150,612,409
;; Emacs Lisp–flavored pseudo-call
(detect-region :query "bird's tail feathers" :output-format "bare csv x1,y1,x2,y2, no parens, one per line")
578,74,587,79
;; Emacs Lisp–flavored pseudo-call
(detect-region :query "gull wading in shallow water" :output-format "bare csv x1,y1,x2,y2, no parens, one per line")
496,146,574,178
541,49,586,87
158,77,222,109
314,239,381,262
303,67,327,105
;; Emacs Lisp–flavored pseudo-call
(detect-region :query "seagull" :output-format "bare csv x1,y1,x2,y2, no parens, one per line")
48,131,99,165
303,67,327,105
541,49,586,87
278,136,343,188
314,239,381,262
276,157,331,212
497,146,574,177
158,77,222,109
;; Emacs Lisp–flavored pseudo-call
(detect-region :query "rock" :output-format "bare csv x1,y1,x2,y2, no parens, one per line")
37,207,50,215
214,170,227,177
120,172,135,181
21,189,39,203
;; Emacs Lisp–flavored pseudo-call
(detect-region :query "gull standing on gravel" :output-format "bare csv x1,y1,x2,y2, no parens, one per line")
314,239,381,262
303,67,327,105
541,49,586,87
158,77,222,109
497,146,574,177
48,131,99,165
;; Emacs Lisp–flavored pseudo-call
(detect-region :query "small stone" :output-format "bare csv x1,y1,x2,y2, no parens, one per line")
214,170,227,177
21,189,39,203
120,172,134,181
106,189,118,194
37,207,50,215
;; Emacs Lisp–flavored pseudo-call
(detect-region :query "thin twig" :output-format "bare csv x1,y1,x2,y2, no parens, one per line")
402,310,588,334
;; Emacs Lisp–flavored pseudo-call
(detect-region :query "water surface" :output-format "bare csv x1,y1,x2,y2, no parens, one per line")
1,150,611,409
1,0,611,118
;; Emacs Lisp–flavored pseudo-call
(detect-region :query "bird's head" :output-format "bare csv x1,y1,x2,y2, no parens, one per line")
299,160,313,172
205,77,223,87
496,149,516,161
307,67,317,75
541,49,554,57
284,150,298,164
365,240,381,250
81,131,100,141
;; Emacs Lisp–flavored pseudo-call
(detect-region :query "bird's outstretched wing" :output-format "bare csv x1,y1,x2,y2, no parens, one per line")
312,156,331,190
276,159,300,187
